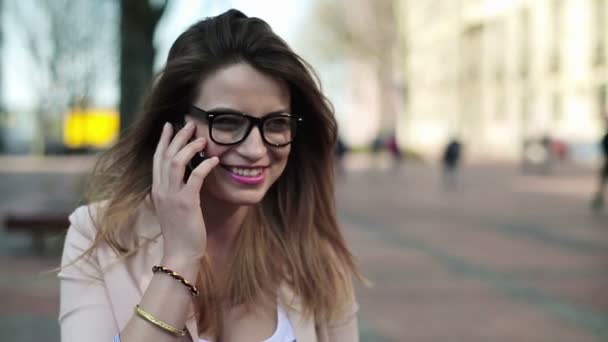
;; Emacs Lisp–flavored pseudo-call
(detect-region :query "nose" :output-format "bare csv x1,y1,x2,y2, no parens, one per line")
238,125,267,159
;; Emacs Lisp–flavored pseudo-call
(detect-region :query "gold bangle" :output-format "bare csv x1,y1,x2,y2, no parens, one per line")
135,305,186,337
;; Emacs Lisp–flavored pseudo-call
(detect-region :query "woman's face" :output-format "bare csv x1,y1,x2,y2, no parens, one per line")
186,62,292,206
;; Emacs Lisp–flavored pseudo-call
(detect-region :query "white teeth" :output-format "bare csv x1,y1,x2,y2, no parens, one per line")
229,167,263,177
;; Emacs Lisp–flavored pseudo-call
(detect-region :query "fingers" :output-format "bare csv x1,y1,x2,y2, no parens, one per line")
162,121,196,188
154,121,216,197
168,137,208,189
166,121,195,157
184,156,220,195
153,122,173,188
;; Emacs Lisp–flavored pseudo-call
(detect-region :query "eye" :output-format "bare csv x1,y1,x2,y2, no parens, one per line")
212,114,248,130
265,116,292,132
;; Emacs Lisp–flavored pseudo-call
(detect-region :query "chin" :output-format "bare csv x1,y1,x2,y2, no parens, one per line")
225,192,266,206
206,187,268,206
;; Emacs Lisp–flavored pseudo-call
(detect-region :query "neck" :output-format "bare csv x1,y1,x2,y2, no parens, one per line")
200,194,249,254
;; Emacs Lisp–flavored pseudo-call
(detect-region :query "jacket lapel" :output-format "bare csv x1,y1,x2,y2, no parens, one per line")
184,305,199,342
279,284,316,341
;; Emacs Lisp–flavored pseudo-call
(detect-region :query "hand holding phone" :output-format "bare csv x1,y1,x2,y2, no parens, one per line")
151,121,219,261
173,120,208,173
189,150,207,171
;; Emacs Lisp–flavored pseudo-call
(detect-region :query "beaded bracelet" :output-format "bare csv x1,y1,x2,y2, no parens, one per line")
152,265,200,297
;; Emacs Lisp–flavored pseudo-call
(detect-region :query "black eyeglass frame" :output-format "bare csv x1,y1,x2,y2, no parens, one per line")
189,105,303,147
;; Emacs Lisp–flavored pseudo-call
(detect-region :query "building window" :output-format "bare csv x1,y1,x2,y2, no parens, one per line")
494,20,505,82
463,24,483,82
598,85,607,119
594,0,606,66
520,8,530,79
495,89,506,121
521,94,531,130
549,0,563,73
552,92,562,122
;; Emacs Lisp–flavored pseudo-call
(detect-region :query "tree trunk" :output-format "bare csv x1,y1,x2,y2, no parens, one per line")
119,1,166,133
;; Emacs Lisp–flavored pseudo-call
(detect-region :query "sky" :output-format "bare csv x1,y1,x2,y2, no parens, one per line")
1,0,311,111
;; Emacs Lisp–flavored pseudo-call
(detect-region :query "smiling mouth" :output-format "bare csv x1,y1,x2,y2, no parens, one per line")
221,165,267,178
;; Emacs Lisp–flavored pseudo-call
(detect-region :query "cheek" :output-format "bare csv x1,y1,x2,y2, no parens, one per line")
206,144,230,158
193,123,210,140
271,148,291,179
197,129,227,156
272,147,291,164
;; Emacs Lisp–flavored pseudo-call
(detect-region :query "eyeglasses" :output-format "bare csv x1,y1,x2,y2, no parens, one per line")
189,105,302,147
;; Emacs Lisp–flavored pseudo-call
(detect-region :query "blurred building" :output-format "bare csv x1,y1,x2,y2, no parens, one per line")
399,0,608,161
303,0,404,148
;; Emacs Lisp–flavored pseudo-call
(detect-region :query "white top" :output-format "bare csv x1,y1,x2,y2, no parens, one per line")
199,305,295,342
112,304,295,342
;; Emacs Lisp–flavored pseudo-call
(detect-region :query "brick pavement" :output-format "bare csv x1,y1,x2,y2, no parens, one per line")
340,157,607,341
1,155,607,341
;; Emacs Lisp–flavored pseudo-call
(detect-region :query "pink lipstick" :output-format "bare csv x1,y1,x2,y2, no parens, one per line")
222,166,267,185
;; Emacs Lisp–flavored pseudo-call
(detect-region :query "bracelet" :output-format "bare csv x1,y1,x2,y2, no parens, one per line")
152,265,200,297
134,305,187,337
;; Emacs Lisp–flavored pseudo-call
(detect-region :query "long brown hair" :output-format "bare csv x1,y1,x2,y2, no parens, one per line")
83,9,359,337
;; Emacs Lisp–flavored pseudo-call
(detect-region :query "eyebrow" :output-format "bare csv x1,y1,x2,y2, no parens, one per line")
206,106,291,116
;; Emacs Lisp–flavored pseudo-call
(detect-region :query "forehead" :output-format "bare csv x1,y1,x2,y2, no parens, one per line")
193,62,291,115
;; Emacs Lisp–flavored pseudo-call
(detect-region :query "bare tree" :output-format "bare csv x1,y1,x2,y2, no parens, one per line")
309,0,405,136
9,0,118,154
119,0,167,133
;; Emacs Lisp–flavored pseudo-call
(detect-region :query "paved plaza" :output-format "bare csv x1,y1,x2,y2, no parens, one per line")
0,155,606,341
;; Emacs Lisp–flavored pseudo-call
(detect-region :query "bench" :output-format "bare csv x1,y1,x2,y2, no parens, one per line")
3,213,70,253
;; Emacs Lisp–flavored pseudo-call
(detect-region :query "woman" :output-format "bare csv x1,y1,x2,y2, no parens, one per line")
59,9,360,342
592,128,608,211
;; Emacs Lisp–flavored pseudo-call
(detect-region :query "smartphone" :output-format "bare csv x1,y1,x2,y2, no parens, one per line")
172,120,207,178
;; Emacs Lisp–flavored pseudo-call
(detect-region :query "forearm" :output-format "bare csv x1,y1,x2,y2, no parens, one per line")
119,256,200,341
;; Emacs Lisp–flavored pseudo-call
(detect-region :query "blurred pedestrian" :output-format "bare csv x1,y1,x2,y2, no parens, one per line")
371,135,384,154
387,134,402,166
335,135,349,176
521,135,556,174
442,138,463,188
551,138,569,161
58,9,361,342
540,134,554,173
591,128,608,212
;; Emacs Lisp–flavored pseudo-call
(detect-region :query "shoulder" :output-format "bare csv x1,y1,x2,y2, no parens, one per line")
65,198,158,248
326,273,359,326
66,201,109,241
61,202,112,269
61,198,158,273
63,201,112,251
316,292,359,341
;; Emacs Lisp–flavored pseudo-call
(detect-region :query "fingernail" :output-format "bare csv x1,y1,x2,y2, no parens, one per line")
185,121,194,129
163,122,169,130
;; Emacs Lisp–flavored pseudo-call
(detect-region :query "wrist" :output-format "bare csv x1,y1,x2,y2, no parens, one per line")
162,243,204,261
152,265,200,297
160,254,202,278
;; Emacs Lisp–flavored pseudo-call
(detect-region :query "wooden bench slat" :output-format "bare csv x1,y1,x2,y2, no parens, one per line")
4,214,70,232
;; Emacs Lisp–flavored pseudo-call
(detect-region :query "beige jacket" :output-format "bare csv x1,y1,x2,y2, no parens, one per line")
58,203,359,342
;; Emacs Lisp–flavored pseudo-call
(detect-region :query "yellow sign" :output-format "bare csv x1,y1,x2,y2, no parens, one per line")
63,108,119,149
